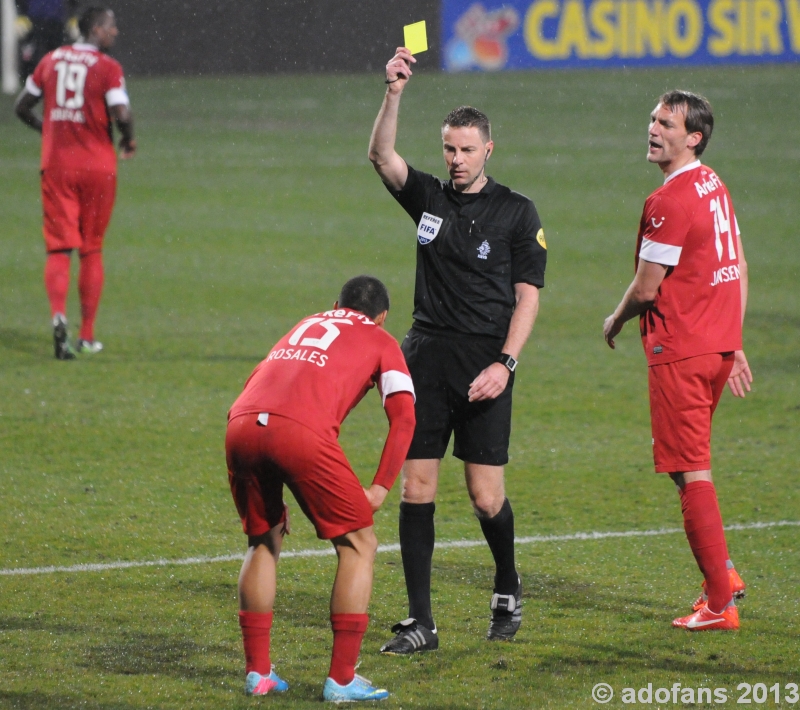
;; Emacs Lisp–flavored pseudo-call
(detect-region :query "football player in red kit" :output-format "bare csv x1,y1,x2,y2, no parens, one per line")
604,91,752,631
226,275,416,701
14,6,135,359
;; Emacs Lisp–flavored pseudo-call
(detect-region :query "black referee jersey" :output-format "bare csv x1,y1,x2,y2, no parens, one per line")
386,164,547,340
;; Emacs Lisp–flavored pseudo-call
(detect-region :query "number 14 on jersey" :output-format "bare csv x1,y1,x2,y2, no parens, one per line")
710,194,736,262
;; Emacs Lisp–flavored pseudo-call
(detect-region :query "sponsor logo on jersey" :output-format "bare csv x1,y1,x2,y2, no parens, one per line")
417,212,443,245
653,345,663,354
650,216,665,228
477,240,491,260
710,264,740,287
52,47,99,66
536,228,547,249
321,309,374,324
694,171,723,198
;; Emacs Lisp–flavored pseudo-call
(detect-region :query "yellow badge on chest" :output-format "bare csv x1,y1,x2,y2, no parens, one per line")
536,229,547,249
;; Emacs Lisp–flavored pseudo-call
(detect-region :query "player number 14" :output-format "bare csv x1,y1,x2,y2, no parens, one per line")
54,61,88,109
710,194,736,262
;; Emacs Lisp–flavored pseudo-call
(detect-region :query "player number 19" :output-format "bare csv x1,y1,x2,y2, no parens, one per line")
54,61,88,109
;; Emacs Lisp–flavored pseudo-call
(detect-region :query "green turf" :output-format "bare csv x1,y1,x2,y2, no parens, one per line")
1,65,798,708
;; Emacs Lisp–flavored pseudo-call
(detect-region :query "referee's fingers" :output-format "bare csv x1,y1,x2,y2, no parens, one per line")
468,373,504,401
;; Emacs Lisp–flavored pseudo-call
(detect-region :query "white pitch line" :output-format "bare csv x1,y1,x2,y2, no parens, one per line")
1,520,797,577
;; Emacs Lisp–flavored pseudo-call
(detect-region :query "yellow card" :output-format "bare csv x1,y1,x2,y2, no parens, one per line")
404,21,428,55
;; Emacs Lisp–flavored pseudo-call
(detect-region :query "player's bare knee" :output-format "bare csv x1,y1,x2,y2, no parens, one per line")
470,493,505,519
356,527,378,558
247,528,282,555
401,470,437,503
401,460,439,503
401,480,436,503
337,527,378,560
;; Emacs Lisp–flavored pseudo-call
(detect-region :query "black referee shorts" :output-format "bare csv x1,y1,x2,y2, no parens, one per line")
401,325,514,466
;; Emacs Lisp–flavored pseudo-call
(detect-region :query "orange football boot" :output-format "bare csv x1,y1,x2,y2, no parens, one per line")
673,603,739,631
692,567,746,611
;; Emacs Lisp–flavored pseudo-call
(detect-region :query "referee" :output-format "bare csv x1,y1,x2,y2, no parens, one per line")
368,47,547,652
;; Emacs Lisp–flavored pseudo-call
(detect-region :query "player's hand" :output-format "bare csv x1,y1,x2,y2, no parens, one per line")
603,314,622,349
363,484,389,512
727,350,752,398
119,138,137,159
385,47,416,92
468,362,510,402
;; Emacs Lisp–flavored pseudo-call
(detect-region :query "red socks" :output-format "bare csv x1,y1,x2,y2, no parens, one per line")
239,610,272,675
328,613,368,686
44,251,71,318
679,481,732,613
240,611,367,682
43,250,104,341
78,251,104,342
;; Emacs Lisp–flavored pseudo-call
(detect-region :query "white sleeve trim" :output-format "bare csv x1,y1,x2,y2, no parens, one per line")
639,238,681,266
105,87,130,107
25,75,42,97
379,370,416,405
734,215,740,236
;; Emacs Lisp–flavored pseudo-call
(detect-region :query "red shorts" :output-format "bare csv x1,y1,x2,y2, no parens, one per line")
41,168,117,255
225,413,374,540
648,352,734,473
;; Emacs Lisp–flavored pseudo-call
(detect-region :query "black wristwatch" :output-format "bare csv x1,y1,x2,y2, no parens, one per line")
497,353,517,372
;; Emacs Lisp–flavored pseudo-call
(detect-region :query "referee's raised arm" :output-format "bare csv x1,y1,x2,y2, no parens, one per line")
368,47,416,191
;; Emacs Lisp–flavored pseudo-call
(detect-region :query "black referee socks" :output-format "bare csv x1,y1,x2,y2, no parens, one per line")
399,501,436,630
479,497,518,595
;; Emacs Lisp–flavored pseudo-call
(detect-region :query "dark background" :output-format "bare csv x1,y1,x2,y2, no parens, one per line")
110,0,441,75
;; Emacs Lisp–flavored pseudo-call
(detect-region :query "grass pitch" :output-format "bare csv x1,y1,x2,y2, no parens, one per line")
1,64,798,709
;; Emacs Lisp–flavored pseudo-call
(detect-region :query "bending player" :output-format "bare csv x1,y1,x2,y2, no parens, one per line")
226,275,416,701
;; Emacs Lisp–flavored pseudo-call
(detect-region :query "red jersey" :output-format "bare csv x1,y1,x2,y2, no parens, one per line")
27,43,129,172
636,161,743,366
229,309,415,440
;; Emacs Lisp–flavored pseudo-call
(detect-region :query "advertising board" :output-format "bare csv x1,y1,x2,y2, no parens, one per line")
442,0,800,69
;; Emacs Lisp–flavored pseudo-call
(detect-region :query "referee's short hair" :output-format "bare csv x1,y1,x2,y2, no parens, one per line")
79,7,111,39
338,275,390,319
659,90,714,157
442,106,491,143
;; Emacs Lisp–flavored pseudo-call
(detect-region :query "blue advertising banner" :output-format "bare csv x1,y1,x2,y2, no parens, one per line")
442,0,800,69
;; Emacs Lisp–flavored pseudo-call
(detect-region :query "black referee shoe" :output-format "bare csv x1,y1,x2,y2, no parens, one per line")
380,618,438,655
487,575,522,641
